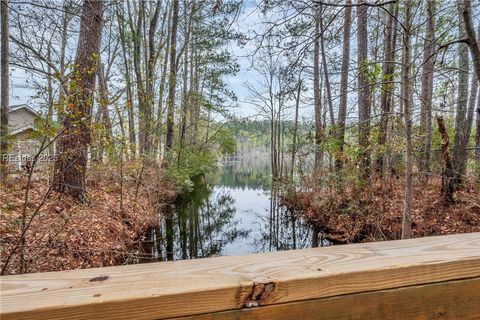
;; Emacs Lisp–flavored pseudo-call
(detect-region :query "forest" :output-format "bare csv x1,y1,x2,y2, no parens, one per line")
0,0,479,275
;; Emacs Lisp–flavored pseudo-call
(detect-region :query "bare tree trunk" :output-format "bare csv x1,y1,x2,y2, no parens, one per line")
129,1,147,155
191,49,201,145
319,5,334,126
156,3,172,158
335,0,351,174
165,0,179,154
461,0,480,82
187,42,197,146
466,57,478,145
369,9,381,123
452,3,470,187
270,100,277,180
95,62,113,162
46,46,54,157
56,2,72,121
53,0,104,200
144,0,161,156
0,0,9,183
277,95,283,179
112,103,126,157
357,0,371,181
419,0,435,182
290,79,301,181
375,3,398,178
475,90,480,164
204,106,210,144
464,23,480,180
178,0,195,165
437,115,455,206
313,7,323,170
117,4,136,158
401,2,413,240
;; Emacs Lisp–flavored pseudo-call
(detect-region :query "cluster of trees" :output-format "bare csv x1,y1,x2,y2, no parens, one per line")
244,0,480,239
0,0,241,199
1,0,480,247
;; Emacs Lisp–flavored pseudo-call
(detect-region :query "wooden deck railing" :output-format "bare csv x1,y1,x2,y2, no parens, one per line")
1,233,479,320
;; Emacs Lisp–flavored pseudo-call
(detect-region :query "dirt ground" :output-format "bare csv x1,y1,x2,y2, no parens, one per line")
0,163,178,275
282,176,480,243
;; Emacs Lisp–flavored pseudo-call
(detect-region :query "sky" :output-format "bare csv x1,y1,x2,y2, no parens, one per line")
224,1,317,121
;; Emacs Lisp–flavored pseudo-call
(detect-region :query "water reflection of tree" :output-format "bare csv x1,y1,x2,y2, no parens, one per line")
254,190,313,252
162,178,249,260
140,157,319,262
210,157,315,251
210,157,272,190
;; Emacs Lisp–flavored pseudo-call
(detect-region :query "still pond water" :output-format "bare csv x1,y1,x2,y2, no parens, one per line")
141,156,318,262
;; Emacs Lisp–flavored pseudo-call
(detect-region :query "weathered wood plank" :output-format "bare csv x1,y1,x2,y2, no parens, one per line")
1,233,479,320
173,278,480,320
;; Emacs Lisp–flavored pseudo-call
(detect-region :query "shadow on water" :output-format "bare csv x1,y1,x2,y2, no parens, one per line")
139,156,328,263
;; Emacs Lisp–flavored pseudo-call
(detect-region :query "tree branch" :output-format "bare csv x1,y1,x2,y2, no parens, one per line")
312,0,397,8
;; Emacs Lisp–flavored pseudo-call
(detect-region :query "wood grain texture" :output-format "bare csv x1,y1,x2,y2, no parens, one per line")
1,233,479,320
173,278,480,320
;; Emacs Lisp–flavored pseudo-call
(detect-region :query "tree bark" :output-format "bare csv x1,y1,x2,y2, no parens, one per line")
375,2,398,177
290,79,302,181
94,62,113,162
419,0,435,182
144,0,161,156
60,2,71,87
356,0,371,181
46,45,54,156
466,55,478,147
461,0,480,83
475,89,480,164
0,0,9,183
178,0,195,165
452,2,470,187
129,1,147,155
465,23,480,178
313,6,323,170
155,3,172,157
53,0,104,200
437,115,455,206
319,4,334,126
401,2,413,240
56,3,72,122
165,0,180,154
335,0,352,174
117,3,136,158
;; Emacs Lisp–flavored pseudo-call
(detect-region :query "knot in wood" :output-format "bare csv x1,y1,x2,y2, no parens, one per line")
245,281,277,308
89,275,109,282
